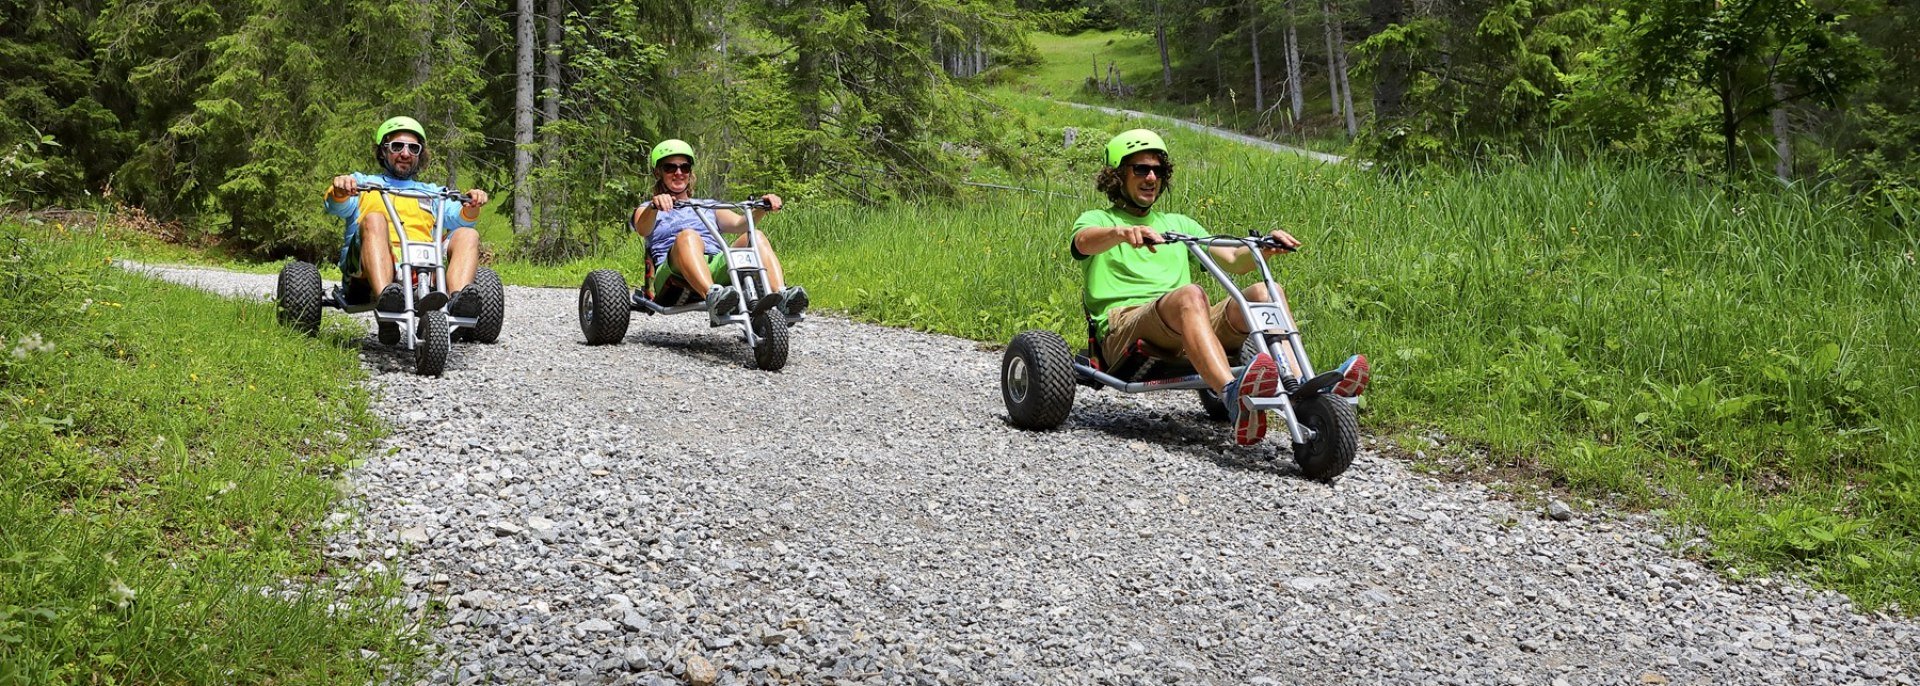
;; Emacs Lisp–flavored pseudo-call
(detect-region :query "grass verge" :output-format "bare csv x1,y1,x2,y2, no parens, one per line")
0,217,421,684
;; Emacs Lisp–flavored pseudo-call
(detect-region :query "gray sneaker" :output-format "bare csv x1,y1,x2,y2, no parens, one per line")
706,284,741,325
779,286,808,317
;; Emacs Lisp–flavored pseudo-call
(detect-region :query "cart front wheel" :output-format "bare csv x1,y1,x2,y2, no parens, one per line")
1290,394,1358,482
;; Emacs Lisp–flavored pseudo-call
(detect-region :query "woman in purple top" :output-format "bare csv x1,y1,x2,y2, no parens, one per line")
630,139,808,323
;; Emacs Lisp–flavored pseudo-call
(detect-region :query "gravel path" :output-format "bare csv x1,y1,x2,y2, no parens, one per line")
1046,100,1350,165
132,263,1918,686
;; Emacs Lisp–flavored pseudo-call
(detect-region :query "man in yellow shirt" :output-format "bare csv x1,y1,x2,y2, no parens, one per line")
323,116,490,314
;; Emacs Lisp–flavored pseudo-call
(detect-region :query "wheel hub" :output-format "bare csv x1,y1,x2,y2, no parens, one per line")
1005,356,1030,403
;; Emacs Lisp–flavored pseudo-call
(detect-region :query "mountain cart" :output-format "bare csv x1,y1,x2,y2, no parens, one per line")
577,197,801,371
276,184,504,376
999,231,1366,481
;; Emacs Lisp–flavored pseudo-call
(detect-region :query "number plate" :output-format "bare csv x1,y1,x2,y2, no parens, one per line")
728,248,762,270
1246,303,1292,333
405,244,439,266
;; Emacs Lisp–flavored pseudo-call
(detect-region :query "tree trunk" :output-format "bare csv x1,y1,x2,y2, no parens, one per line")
1721,68,1738,178
442,0,459,189
1335,17,1356,135
1286,0,1303,125
1157,2,1173,90
1367,0,1408,122
1251,0,1265,114
1323,1,1342,120
541,0,562,233
512,0,535,234
797,48,823,131
410,0,432,89
717,4,733,197
1771,78,1792,182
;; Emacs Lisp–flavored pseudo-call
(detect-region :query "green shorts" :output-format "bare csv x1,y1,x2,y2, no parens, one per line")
653,252,732,294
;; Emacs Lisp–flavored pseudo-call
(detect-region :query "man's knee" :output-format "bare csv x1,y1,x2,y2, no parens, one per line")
1162,284,1208,312
1245,283,1274,302
448,227,479,251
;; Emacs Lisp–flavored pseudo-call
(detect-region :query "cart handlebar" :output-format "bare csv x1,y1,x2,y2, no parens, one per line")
1155,231,1297,253
642,198,778,212
354,184,470,202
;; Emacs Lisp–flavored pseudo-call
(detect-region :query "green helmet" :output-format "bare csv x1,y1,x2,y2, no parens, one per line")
1105,129,1168,167
649,139,696,169
374,116,426,146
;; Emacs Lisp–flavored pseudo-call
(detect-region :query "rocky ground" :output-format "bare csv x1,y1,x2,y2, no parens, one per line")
135,263,1919,685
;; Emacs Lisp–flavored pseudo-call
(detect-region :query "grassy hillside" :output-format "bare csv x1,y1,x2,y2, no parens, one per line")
1011,30,1166,101
1005,31,1353,153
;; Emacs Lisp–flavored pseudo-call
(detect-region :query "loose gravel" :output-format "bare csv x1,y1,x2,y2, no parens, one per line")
134,263,1920,685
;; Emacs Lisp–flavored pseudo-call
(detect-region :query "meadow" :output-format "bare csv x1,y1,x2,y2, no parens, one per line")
1007,30,1353,153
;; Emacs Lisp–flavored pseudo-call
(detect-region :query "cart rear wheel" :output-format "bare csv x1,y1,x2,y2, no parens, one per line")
276,261,323,336
463,266,505,343
1197,388,1230,422
1002,330,1075,429
579,269,631,345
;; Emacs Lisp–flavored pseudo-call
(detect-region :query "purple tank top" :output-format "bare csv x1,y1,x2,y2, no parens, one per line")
644,203,723,266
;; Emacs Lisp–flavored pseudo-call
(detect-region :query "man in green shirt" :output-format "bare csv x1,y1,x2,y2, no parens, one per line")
1070,129,1308,446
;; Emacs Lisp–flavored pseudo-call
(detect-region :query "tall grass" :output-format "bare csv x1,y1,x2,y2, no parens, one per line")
761,105,1920,610
0,219,421,684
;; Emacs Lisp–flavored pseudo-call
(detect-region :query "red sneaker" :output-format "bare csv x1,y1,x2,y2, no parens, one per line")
1332,354,1370,398
1227,352,1281,445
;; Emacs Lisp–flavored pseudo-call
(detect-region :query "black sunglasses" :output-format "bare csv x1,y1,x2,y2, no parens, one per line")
381,141,423,155
1129,163,1169,178
657,162,694,174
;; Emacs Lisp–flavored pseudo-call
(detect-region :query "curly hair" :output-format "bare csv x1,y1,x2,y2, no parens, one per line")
1094,152,1174,207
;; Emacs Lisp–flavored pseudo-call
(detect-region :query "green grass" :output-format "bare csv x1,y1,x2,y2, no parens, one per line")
0,219,422,684
1012,30,1166,102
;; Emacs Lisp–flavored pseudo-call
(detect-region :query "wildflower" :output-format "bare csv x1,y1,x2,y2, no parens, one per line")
10,332,52,358
108,578,137,610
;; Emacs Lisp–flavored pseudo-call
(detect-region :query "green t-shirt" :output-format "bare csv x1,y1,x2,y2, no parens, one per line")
1071,207,1210,336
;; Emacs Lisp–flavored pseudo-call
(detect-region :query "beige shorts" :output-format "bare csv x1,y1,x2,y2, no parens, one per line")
1102,291,1248,365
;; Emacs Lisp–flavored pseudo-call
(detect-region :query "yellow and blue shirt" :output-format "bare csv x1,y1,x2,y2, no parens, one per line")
323,173,474,255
